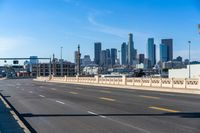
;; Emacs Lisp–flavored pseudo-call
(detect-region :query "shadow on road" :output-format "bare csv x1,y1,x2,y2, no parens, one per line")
0,93,37,133
21,112,200,119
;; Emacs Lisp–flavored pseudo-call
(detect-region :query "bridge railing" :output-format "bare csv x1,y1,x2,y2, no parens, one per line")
37,75,200,89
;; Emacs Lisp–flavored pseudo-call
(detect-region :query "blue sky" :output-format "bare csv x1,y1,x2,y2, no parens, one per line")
0,0,200,64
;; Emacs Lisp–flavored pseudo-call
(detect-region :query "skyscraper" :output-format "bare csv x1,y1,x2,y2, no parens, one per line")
111,48,117,66
147,38,156,67
121,42,127,65
160,44,168,62
94,42,102,65
161,39,173,61
100,50,107,66
106,49,111,65
138,54,145,64
128,33,134,65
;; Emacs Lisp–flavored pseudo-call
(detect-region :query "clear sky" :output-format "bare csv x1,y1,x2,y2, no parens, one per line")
0,0,200,64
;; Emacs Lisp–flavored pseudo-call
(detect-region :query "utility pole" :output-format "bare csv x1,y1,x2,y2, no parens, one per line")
60,46,63,77
188,41,191,78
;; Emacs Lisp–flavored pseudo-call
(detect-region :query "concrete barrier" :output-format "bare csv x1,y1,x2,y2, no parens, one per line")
36,75,200,90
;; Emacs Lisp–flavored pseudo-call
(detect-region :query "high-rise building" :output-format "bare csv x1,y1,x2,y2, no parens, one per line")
94,42,102,65
160,44,168,62
100,50,107,66
128,33,134,65
161,39,173,61
82,55,91,66
138,54,145,64
121,42,127,65
30,56,39,65
106,49,111,65
147,38,156,67
111,48,117,66
133,49,137,61
74,51,79,64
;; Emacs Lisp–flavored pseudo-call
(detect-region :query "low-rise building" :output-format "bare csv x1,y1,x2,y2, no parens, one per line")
32,61,75,77
169,64,200,78
82,65,99,75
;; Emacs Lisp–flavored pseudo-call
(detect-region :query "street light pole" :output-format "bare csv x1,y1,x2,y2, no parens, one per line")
188,41,191,78
61,46,63,60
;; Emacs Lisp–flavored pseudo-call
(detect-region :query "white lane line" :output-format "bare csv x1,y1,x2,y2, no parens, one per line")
56,100,65,105
87,111,97,115
158,93,175,96
87,111,106,118
29,91,33,93
51,88,56,90
21,89,24,91
39,95,45,98
99,115,106,118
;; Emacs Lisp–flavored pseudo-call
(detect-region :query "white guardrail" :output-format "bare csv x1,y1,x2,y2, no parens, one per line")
37,75,200,89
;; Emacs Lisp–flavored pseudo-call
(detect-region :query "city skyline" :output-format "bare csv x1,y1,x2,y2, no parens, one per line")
0,0,200,63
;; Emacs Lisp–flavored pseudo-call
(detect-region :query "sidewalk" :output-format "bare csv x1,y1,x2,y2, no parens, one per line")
0,95,24,133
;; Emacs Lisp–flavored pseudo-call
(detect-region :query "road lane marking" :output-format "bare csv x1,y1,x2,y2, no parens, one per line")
21,89,24,91
39,95,45,98
100,90,111,93
158,93,175,96
56,100,65,105
51,88,56,90
149,106,180,113
139,95,160,99
87,111,106,118
74,87,83,90
88,111,97,115
99,115,106,118
69,92,78,95
29,91,33,93
99,97,116,102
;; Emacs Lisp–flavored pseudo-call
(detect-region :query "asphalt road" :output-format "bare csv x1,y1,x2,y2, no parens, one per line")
0,79,200,133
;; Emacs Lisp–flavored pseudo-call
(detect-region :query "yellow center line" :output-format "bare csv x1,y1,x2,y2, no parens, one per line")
100,90,111,93
69,92,78,95
139,95,160,99
149,106,180,113
99,97,116,102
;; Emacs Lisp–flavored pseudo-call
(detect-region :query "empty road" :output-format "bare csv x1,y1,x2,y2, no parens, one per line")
0,79,200,133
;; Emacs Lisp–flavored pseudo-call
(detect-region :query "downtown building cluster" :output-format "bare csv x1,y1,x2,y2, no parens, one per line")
74,33,191,77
